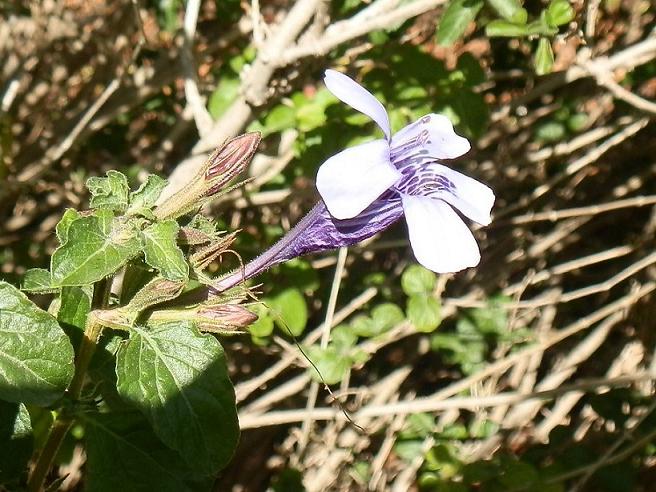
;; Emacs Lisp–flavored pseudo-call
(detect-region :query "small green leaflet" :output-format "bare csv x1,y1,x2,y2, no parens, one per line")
21,268,55,293
0,282,74,406
87,170,130,212
51,210,141,286
140,220,189,281
56,208,81,245
127,174,168,216
116,322,239,474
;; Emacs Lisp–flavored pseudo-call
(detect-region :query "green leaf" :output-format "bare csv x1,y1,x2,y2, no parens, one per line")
535,38,555,75
261,105,296,137
269,288,308,337
545,0,574,27
0,282,74,405
51,211,141,286
536,121,566,142
485,19,530,37
486,0,526,22
86,170,130,212
141,220,189,282
407,295,442,332
0,400,33,484
84,412,194,492
208,77,240,120
56,208,81,245
436,0,484,46
22,268,55,293
402,264,437,296
307,346,351,385
58,286,92,334
116,322,239,474
127,175,168,215
247,305,274,338
371,303,405,332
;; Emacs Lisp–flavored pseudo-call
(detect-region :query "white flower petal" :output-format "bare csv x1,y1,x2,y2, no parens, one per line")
324,69,391,140
317,139,400,220
421,164,495,226
391,113,470,160
401,195,481,273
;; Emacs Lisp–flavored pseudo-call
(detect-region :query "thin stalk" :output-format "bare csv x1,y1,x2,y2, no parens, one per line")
27,278,111,492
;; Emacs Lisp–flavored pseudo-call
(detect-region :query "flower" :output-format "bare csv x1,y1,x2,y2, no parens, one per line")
316,69,494,273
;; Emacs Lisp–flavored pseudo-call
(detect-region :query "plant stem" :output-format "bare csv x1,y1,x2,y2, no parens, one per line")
27,278,110,492
27,419,73,492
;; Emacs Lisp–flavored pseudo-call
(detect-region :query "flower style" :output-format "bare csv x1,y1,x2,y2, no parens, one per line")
316,69,495,273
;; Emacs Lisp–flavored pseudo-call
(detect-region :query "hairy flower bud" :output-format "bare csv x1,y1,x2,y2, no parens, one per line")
155,132,261,220
146,303,257,335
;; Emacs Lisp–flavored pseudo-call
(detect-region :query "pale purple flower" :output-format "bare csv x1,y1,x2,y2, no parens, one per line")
207,70,494,295
317,69,495,273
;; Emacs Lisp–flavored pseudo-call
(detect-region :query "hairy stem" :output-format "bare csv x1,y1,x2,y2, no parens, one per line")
27,278,111,492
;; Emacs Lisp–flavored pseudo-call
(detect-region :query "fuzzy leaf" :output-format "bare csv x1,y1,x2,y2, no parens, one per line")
128,175,168,215
21,268,55,293
116,322,239,474
0,282,74,405
87,170,130,212
56,209,81,245
84,412,194,492
141,220,189,282
51,211,141,286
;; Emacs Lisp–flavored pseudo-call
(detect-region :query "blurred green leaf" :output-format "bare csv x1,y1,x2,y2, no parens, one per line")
407,295,442,333
486,0,526,22
307,346,351,385
567,113,589,132
535,38,555,75
485,19,530,37
269,288,308,337
545,0,574,27
248,305,274,339
436,0,484,46
536,121,566,142
208,77,240,120
401,264,437,296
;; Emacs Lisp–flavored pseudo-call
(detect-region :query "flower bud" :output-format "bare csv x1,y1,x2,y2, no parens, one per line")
196,304,258,334
155,132,261,220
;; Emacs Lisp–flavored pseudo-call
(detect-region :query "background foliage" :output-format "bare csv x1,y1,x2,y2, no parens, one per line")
1,0,656,490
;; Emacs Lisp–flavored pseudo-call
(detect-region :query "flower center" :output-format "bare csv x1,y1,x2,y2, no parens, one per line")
395,166,457,197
